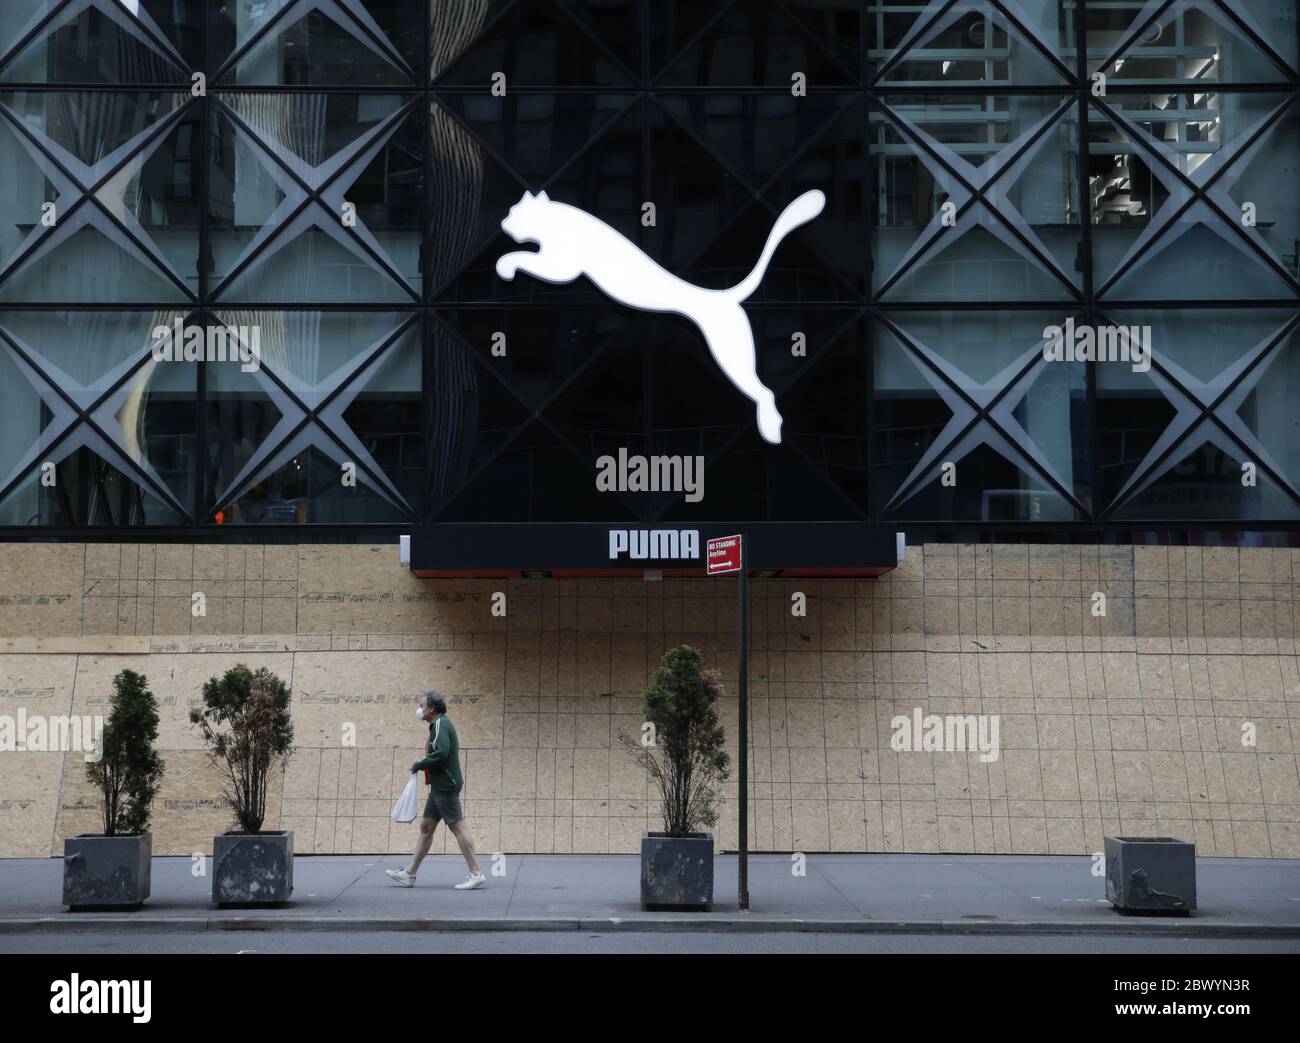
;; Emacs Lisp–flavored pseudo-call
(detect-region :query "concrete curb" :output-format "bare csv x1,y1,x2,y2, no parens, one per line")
1,915,1296,938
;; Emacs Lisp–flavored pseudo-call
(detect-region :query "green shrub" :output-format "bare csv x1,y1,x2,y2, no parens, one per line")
85,669,164,836
191,664,293,834
625,645,729,837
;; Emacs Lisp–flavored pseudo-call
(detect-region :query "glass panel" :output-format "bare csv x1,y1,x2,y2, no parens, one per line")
1084,0,1293,86
429,93,639,300
213,0,419,86
1097,308,1300,517
1236,324,1300,499
0,90,194,303
224,444,407,524
873,93,1081,301
660,443,860,522
655,94,868,295
435,305,629,413
340,330,422,509
205,356,282,520
657,0,856,87
654,93,857,194
1236,0,1300,75
0,7,1294,535
0,0,198,85
205,312,417,522
872,311,1088,520
426,324,535,517
434,0,637,87
0,89,189,164
1106,436,1300,521
0,447,187,526
0,324,75,519
1089,92,1299,299
1224,101,1300,285
0,309,194,525
649,314,757,459
436,420,634,522
771,315,869,515
870,0,1073,86
648,103,859,301
210,93,421,303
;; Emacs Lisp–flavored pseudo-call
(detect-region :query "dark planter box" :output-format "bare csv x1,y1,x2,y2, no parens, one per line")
63,832,152,910
641,832,713,911
1105,836,1196,915
212,830,294,906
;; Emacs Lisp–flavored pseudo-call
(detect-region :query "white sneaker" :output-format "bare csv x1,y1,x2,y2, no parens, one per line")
454,872,486,891
385,868,416,887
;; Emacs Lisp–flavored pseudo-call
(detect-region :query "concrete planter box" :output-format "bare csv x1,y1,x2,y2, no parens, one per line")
212,831,294,906
1105,836,1196,915
641,832,713,911
63,832,152,910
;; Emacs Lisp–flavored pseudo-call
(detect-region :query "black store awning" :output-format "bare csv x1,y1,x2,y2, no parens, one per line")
403,523,902,578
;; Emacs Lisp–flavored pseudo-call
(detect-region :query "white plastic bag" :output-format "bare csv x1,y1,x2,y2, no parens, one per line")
391,774,419,823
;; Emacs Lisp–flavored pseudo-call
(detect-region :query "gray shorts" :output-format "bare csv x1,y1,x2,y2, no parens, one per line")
422,788,464,826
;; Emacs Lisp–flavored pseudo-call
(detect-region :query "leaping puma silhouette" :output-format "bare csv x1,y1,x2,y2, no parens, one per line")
495,189,826,444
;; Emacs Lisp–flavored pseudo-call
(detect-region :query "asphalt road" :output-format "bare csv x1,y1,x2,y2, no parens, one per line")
3,930,1296,954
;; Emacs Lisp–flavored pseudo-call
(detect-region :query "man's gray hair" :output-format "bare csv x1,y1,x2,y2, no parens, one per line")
422,690,447,715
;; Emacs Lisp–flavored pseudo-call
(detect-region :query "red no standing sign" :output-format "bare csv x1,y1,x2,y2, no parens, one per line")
706,534,742,575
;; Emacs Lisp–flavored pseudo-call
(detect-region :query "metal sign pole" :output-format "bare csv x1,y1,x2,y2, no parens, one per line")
738,532,749,911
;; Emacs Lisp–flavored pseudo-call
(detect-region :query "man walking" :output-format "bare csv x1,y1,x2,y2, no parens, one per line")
386,691,486,890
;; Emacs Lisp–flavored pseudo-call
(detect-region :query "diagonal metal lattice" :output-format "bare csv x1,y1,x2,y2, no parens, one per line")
1093,92,1300,297
874,0,1076,84
873,95,1079,298
206,315,418,517
0,93,195,298
0,1,1294,532
879,314,1088,515
212,94,419,302
0,0,189,78
0,313,193,518
215,0,414,83
1102,313,1300,512
1096,0,1298,82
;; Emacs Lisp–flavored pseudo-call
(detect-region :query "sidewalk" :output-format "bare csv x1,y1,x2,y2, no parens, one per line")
2,854,1297,937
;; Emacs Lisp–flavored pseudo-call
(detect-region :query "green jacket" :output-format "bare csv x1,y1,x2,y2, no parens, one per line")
411,714,463,792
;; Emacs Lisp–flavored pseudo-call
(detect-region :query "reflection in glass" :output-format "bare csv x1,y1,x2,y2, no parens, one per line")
205,313,418,523
209,93,421,303
0,91,196,302
213,0,420,87
873,311,1088,520
0,309,194,524
872,93,1081,300
1089,92,1299,298
0,1,198,85
871,0,1072,86
1083,0,1295,86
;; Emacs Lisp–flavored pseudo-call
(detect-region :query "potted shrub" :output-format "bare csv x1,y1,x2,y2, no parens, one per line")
192,664,295,906
625,645,729,911
65,669,165,910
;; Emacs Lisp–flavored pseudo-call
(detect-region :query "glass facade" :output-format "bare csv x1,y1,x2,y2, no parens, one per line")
0,1,1295,533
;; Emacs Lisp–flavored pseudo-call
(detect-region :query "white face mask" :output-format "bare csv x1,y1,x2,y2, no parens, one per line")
415,705,426,720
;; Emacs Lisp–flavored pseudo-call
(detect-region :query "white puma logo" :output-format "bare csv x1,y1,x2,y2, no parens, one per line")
495,188,826,444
